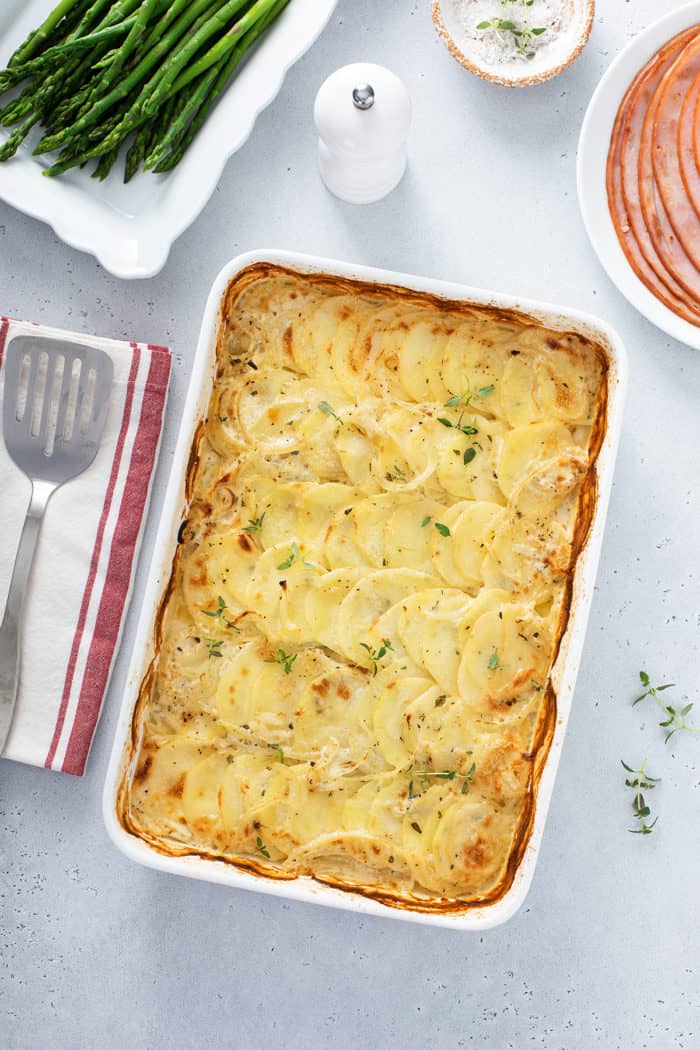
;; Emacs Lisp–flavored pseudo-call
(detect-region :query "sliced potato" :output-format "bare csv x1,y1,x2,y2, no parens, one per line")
451,501,506,587
373,676,435,768
496,421,572,499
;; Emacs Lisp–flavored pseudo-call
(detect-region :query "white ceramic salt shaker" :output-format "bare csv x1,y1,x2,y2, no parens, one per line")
314,63,411,205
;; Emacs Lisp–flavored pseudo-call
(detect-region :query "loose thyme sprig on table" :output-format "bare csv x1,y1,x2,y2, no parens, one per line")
621,759,660,835
621,669,698,838
634,670,700,744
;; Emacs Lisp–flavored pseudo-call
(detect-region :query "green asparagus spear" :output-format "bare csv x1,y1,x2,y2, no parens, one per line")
0,17,137,90
64,0,228,164
8,0,82,67
92,142,120,180
139,0,252,117
155,0,290,173
102,0,163,84
34,0,226,154
0,112,38,161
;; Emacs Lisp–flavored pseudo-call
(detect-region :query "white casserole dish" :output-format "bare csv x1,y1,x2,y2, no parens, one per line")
103,249,627,929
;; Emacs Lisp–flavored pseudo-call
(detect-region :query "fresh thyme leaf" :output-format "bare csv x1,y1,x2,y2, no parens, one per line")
434,522,451,537
477,15,546,51
461,762,477,793
408,763,477,796
360,639,393,676
318,400,344,425
444,395,462,408
243,514,265,533
437,417,454,428
206,638,224,658
265,649,297,674
256,836,271,859
476,384,495,397
463,447,477,466
622,758,660,835
488,648,504,671
421,515,432,528
277,541,300,571
632,671,699,742
385,464,407,482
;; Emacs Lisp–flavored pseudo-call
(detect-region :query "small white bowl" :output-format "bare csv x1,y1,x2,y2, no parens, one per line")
432,0,595,87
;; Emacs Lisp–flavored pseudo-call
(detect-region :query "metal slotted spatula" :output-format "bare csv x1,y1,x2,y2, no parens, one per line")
0,337,114,754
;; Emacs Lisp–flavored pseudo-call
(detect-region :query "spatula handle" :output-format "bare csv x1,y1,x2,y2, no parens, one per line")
0,480,53,755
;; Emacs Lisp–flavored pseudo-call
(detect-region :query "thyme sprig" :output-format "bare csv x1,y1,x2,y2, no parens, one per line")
439,379,492,464
265,649,297,674
202,595,239,630
385,464,407,483
476,15,548,58
205,638,224,659
444,380,495,410
408,762,476,799
277,541,300,571
488,648,505,671
256,836,271,859
634,671,700,744
318,400,344,425
360,638,393,676
243,514,265,533
621,759,660,835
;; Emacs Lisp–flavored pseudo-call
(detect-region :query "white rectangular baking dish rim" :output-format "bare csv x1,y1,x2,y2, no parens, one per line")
102,249,628,930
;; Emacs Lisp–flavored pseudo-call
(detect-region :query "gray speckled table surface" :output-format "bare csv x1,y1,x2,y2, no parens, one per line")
1,1,699,1047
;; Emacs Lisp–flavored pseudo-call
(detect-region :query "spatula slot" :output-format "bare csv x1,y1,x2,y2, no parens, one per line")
43,354,66,457
15,353,31,423
30,351,49,438
62,357,82,443
79,366,97,435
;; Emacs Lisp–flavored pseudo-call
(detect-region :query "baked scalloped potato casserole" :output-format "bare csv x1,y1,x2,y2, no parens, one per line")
120,265,607,910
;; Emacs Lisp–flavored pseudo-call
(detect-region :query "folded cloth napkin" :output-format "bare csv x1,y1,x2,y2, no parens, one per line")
0,316,171,776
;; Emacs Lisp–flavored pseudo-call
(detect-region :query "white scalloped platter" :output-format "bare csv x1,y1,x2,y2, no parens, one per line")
0,1,338,279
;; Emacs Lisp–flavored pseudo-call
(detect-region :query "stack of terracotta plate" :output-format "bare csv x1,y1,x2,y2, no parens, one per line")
607,26,700,326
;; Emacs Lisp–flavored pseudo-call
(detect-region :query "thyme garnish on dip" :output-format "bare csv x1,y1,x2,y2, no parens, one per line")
445,0,561,65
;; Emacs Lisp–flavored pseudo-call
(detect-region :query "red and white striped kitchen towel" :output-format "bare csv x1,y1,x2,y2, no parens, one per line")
0,316,171,776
